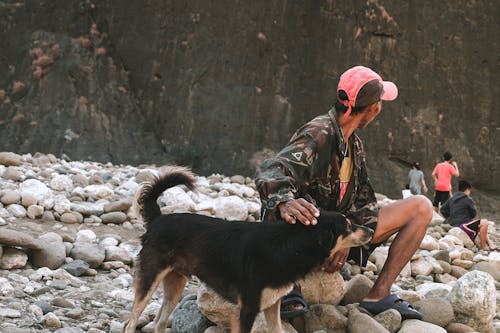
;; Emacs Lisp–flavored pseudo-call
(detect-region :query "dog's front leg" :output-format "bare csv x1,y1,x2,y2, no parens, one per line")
231,315,241,333
263,300,282,333
230,302,242,333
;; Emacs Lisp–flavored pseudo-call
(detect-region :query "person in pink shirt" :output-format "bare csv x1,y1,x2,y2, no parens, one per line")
432,151,459,211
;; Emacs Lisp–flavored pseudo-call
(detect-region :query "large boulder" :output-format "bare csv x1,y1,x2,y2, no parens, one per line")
448,271,496,333
197,283,292,329
299,270,345,305
29,232,66,269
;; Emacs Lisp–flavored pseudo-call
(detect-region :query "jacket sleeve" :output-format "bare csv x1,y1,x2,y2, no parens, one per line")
255,123,322,211
468,197,478,218
440,198,450,218
352,136,377,209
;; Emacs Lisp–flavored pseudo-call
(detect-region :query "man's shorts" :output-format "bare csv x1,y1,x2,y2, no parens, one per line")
433,190,450,207
345,205,380,267
458,219,480,242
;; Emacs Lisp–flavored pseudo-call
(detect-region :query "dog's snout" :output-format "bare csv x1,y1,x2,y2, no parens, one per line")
367,228,374,242
355,224,373,244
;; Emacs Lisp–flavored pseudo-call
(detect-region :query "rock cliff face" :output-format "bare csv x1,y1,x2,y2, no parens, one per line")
0,1,498,203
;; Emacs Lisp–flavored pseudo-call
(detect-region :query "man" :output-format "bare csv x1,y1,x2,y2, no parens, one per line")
440,180,496,251
256,66,433,320
432,151,459,211
408,162,428,195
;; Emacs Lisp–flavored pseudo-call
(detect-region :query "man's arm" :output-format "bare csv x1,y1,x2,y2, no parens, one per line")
451,161,459,177
440,197,451,217
420,172,428,193
255,123,326,225
468,197,477,218
431,165,438,183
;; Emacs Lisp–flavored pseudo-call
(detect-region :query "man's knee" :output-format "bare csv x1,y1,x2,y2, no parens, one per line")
412,195,433,224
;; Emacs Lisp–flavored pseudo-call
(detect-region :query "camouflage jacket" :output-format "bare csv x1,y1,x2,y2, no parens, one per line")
255,109,377,216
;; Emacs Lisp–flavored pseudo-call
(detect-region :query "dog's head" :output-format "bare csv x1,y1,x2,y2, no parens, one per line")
316,210,373,255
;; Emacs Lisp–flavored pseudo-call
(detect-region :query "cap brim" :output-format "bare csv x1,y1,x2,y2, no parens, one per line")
380,81,398,101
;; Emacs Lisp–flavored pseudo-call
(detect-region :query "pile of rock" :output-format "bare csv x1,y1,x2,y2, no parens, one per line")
0,151,499,333
0,152,261,229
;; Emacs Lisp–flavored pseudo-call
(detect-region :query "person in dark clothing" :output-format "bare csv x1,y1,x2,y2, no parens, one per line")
256,66,433,320
440,180,496,251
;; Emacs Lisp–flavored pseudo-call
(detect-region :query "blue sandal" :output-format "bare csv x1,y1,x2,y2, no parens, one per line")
359,294,422,320
280,289,309,319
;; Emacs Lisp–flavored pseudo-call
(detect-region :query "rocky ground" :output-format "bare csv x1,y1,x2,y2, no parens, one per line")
0,151,499,333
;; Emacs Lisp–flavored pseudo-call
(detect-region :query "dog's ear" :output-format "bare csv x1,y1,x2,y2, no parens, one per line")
345,208,377,226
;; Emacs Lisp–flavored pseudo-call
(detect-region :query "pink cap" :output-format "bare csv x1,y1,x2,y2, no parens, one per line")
337,66,398,117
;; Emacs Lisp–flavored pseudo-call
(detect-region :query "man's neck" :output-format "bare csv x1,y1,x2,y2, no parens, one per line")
338,114,361,141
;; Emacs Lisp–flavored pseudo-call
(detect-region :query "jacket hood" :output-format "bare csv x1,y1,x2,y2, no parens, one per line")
450,191,468,203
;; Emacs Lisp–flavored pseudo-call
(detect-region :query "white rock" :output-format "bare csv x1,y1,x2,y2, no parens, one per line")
7,272,29,284
0,277,14,295
6,204,27,218
420,235,440,251
398,319,446,333
76,229,97,243
53,195,71,214
246,200,261,215
83,184,114,199
299,271,345,305
194,199,216,214
0,247,28,269
0,308,21,318
105,245,133,264
28,303,44,319
0,207,9,218
448,227,474,248
49,174,73,191
99,236,119,247
448,271,496,332
70,201,105,216
108,289,135,302
19,179,53,202
29,267,54,281
27,204,44,219
416,282,452,299
214,195,248,221
112,273,133,288
115,179,139,196
159,186,196,213
53,268,85,287
43,312,61,328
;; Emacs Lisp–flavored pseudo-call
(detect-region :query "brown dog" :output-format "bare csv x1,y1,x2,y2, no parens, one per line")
123,166,373,333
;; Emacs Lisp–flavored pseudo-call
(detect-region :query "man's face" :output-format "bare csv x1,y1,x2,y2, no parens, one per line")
358,101,382,128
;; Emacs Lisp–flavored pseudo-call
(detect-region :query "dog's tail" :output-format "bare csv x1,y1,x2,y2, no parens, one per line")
134,166,196,226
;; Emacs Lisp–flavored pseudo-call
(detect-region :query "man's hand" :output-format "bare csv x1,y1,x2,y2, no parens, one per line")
323,248,350,273
278,199,319,225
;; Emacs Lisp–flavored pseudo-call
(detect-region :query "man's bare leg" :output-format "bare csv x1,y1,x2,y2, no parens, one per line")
363,195,433,301
478,219,497,250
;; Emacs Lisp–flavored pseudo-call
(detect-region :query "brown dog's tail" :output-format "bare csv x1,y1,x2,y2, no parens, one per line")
135,166,196,226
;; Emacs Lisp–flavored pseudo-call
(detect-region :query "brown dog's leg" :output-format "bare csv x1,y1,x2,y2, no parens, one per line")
154,272,187,333
123,267,172,333
263,300,282,333
230,302,242,333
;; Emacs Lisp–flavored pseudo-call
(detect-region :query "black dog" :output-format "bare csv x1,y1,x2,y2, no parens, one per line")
123,167,373,333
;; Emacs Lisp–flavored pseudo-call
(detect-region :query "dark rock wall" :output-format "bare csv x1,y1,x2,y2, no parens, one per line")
0,1,499,205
